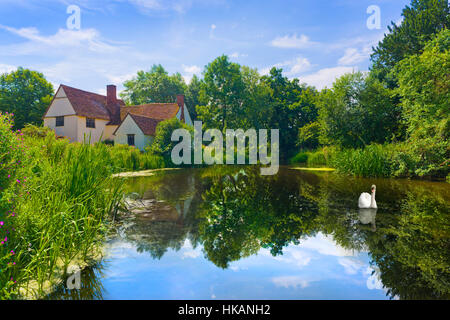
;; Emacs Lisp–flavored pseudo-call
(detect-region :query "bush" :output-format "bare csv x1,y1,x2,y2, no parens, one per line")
289,151,308,164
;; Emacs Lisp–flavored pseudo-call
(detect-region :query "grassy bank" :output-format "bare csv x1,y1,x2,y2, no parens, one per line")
0,117,166,299
289,143,449,180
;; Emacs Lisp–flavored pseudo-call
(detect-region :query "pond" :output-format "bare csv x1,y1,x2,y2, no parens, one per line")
48,167,450,300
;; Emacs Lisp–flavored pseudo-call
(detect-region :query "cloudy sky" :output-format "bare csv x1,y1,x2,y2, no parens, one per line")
0,0,409,94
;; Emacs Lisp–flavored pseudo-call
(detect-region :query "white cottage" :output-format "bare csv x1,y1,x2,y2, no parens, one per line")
43,84,192,150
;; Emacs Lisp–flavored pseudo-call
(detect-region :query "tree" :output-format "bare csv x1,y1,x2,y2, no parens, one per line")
149,117,193,162
371,0,449,86
0,67,53,129
394,29,450,177
120,64,187,105
185,75,202,120
196,55,245,131
317,72,398,148
260,68,319,161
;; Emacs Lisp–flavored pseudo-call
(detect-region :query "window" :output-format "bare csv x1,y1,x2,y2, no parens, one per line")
127,134,135,146
56,116,64,127
86,118,95,128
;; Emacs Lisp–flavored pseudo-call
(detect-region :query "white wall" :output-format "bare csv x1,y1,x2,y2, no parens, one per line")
77,117,110,144
44,115,78,142
114,115,154,151
176,103,193,126
44,87,76,117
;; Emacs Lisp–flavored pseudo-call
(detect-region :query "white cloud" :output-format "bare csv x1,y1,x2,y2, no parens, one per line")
261,56,312,77
299,232,358,256
338,257,365,275
272,276,310,289
107,72,138,85
181,239,202,259
271,247,312,268
271,34,316,49
299,66,357,90
182,64,201,74
364,267,384,291
229,52,248,59
338,47,371,66
0,64,16,74
0,23,163,91
0,25,118,54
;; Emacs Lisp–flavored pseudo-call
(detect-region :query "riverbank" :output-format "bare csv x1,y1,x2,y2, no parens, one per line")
290,144,449,181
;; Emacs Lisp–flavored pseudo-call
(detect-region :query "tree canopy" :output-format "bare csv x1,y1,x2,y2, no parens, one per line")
0,67,54,129
120,64,187,105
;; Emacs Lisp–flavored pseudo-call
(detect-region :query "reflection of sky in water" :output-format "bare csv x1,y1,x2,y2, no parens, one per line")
99,232,388,300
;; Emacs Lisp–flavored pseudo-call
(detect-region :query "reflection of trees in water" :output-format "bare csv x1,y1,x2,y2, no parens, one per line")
198,168,450,299
198,167,319,268
66,168,449,300
366,192,450,299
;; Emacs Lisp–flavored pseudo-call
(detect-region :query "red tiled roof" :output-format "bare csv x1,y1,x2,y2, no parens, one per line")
115,113,164,136
120,103,180,122
44,85,125,122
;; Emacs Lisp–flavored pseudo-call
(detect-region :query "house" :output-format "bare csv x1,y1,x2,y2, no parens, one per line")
43,84,192,150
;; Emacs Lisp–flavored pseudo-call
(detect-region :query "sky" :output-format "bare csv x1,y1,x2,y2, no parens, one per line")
0,0,410,95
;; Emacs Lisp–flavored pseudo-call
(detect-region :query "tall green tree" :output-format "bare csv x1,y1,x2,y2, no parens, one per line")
120,64,187,105
185,75,202,120
371,0,449,86
196,55,245,131
317,72,398,148
394,29,450,177
0,67,53,129
261,68,318,162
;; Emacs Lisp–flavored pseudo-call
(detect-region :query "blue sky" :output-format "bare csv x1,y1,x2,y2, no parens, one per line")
0,0,410,94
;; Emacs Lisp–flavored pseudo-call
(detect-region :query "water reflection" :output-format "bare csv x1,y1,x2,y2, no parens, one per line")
49,167,450,300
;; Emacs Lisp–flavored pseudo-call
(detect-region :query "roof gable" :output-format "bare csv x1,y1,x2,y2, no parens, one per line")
114,113,163,136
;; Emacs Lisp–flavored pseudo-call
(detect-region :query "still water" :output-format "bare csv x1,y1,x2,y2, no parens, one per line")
49,167,450,300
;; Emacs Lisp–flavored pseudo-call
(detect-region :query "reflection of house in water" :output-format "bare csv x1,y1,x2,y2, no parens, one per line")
122,173,199,259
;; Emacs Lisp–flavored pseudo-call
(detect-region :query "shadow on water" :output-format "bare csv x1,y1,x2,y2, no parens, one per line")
48,166,450,300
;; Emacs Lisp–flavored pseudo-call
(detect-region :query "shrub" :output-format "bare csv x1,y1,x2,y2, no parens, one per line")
289,151,308,164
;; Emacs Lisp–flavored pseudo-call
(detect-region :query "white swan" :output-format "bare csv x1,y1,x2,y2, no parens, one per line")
358,185,377,209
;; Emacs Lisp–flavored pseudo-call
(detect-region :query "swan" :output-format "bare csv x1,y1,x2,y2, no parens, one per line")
358,185,377,209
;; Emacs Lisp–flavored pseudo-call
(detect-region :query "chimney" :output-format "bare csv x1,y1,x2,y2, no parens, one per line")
107,85,117,105
177,94,185,123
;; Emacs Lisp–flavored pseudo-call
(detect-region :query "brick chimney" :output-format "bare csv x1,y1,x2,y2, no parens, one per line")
177,94,185,123
106,85,120,124
107,85,117,105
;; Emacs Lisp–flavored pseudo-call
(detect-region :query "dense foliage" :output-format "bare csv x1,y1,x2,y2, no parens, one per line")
0,68,53,129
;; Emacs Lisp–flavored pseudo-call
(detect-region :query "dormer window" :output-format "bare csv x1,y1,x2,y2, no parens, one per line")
86,118,95,128
56,116,64,127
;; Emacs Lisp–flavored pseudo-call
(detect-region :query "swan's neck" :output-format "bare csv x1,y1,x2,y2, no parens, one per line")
370,191,376,207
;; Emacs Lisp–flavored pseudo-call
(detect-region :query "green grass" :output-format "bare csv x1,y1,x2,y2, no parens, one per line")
331,144,392,177
0,120,167,299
